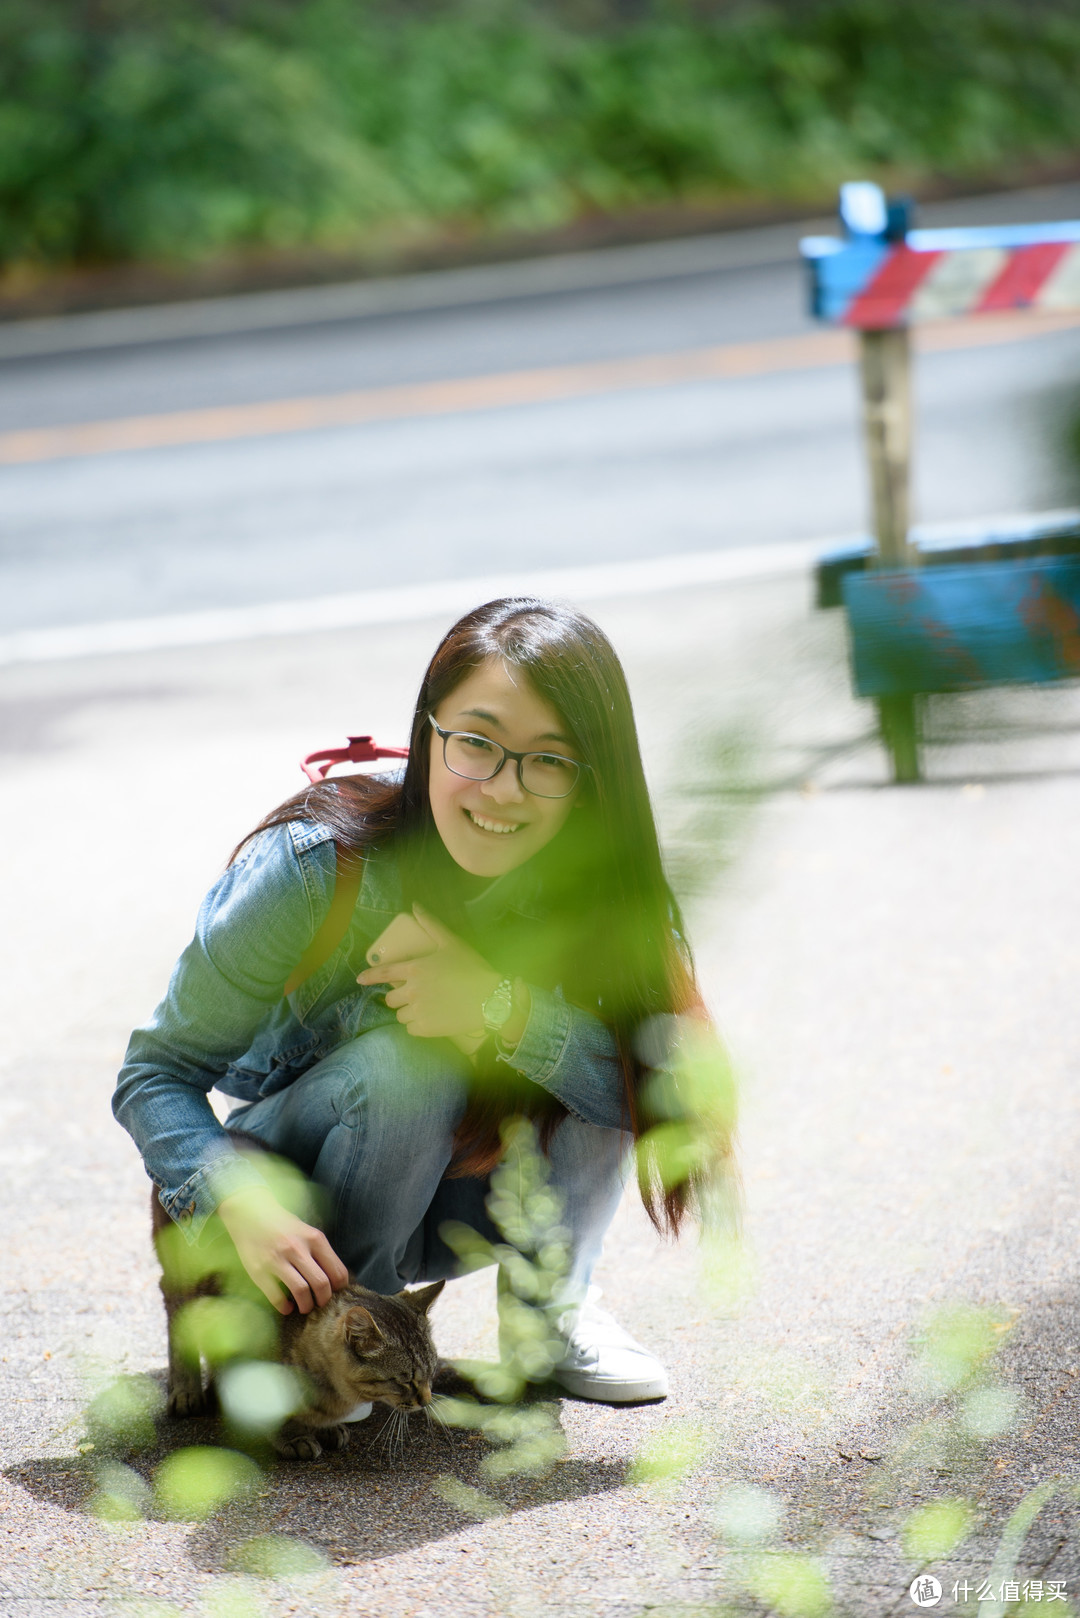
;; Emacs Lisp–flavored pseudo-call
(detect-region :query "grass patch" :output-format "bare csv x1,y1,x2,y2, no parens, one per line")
2,0,1079,269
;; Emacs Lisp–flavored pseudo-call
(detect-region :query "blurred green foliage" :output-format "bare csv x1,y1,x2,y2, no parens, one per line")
712,1482,785,1544
441,1114,573,1402
742,1551,832,1617
153,1443,262,1520
2,0,1079,269
89,1459,152,1522
901,1496,973,1561
228,1534,329,1578
908,1302,1011,1398
85,1371,164,1453
216,1359,309,1434
628,1417,707,1492
172,1295,278,1370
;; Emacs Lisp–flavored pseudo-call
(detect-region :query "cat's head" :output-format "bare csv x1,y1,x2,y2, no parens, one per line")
336,1280,444,1409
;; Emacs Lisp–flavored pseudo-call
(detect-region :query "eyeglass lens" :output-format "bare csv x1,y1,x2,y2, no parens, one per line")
443,731,579,798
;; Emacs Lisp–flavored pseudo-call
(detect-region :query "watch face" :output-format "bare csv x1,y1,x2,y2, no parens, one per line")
483,980,514,1030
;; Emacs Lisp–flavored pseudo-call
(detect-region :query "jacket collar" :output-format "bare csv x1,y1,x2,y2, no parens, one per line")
347,831,549,929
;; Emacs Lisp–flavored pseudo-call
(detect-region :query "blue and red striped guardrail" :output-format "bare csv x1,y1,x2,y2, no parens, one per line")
801,183,1080,329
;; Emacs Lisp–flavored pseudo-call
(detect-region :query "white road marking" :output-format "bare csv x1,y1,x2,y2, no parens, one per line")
0,542,824,667
2,509,1075,668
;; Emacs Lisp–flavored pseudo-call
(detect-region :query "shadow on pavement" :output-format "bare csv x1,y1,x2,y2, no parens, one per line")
4,1390,628,1571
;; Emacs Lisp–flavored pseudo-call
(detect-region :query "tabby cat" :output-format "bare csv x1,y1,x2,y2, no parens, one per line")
151,1172,443,1462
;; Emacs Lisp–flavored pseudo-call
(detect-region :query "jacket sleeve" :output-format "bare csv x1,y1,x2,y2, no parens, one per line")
113,823,336,1239
496,986,629,1132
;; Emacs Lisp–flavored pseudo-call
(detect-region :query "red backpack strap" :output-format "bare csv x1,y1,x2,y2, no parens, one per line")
301,735,409,785
282,845,365,999
284,733,407,997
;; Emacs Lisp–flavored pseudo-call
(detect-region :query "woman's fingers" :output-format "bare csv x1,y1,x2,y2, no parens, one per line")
274,1228,346,1312
251,1270,295,1315
278,1264,317,1314
411,903,453,945
218,1188,347,1316
356,963,411,987
309,1231,350,1291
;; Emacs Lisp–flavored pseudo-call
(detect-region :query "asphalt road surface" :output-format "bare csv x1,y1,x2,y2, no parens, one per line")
2,182,1080,637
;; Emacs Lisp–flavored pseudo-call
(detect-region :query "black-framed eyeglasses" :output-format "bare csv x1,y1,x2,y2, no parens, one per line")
428,715,587,799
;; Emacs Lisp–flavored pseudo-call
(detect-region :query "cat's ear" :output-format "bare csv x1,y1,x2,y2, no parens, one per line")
397,1280,445,1316
342,1306,385,1353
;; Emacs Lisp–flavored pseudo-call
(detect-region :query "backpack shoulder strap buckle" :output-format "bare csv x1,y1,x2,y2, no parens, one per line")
300,735,409,784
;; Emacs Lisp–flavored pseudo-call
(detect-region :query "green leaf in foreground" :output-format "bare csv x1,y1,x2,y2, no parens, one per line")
960,1385,1020,1440
902,1498,974,1562
743,1552,831,1618
629,1420,707,1492
433,1475,506,1520
153,1445,261,1521
713,1483,784,1545
910,1305,1006,1396
85,1373,163,1452
216,1360,307,1435
229,1534,329,1580
172,1296,277,1369
201,1580,265,1618
89,1461,151,1522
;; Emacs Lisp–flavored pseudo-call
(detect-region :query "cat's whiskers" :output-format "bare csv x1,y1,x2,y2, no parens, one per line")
375,1405,411,1461
388,1407,408,1461
425,1402,454,1450
396,1408,412,1460
375,1410,396,1458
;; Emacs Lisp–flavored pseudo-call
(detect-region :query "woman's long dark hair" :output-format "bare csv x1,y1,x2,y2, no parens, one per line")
238,597,711,1235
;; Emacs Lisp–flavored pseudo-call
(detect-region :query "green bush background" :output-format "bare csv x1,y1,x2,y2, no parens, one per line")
3,0,1080,269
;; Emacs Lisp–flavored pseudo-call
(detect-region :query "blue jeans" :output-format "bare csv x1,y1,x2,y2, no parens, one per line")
226,1022,630,1297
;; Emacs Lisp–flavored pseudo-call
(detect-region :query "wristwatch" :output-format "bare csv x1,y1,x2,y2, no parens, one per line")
481,977,515,1035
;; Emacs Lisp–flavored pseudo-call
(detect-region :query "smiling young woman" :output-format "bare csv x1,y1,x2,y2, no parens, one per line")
114,597,722,1404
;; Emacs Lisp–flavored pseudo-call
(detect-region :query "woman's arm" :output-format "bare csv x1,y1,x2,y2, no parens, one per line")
494,985,628,1132
113,823,346,1307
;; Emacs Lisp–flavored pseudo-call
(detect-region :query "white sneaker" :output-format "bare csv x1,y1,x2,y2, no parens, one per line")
551,1291,668,1404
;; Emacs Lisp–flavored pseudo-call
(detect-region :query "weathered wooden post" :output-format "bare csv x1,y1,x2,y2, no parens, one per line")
857,323,919,778
831,184,921,779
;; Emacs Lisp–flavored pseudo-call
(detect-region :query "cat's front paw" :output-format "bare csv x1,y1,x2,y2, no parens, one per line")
274,1431,324,1462
167,1382,211,1420
319,1424,350,1452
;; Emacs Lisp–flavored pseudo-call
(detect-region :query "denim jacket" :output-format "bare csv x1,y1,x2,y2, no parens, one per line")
114,820,625,1239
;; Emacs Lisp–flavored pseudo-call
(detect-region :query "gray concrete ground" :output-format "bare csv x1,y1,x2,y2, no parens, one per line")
2,568,1079,1617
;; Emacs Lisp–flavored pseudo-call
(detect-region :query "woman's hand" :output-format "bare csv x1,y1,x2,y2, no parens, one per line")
217,1185,349,1315
356,904,500,1040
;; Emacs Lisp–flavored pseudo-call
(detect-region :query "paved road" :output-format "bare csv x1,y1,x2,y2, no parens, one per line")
2,182,1080,636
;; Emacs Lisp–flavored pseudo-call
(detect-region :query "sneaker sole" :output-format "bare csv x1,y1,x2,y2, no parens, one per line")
552,1367,669,1403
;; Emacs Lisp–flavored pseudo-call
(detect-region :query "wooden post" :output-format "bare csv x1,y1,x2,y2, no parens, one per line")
858,326,920,782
